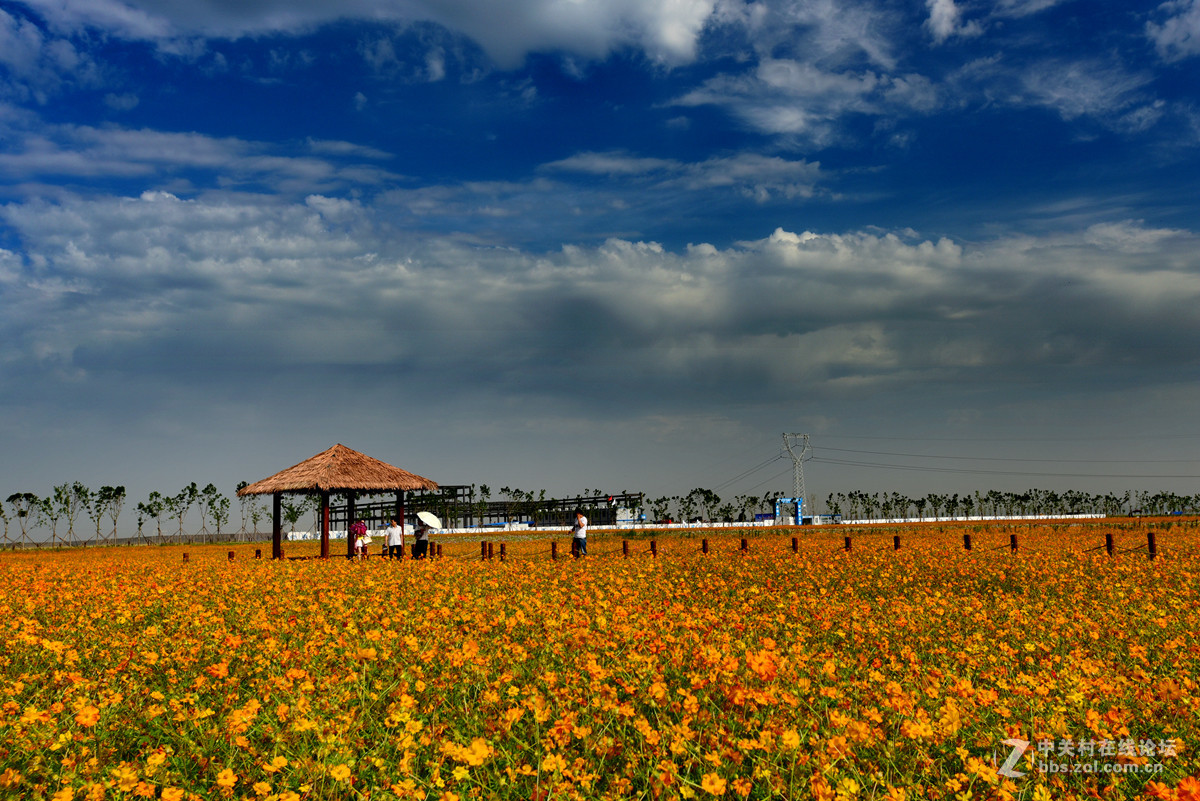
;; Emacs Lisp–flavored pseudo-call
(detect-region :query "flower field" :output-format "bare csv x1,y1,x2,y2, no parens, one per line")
1,520,1198,800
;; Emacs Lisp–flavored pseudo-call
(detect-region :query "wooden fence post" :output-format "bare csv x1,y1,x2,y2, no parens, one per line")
488,542,494,560
1148,531,1157,560
963,534,972,551
893,535,901,550
551,541,558,561
740,538,748,553
844,536,851,552
1010,533,1018,553
436,543,442,558
622,540,629,558
500,543,506,562
228,550,235,561
255,549,262,559
702,539,709,554
481,541,487,561
792,537,798,553
182,552,189,563
650,540,657,557
1106,533,1114,557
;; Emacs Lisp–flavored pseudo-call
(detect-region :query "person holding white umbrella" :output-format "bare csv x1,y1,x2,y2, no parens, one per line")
413,511,441,559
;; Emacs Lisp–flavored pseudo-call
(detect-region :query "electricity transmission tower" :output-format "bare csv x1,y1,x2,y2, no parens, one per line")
782,433,812,514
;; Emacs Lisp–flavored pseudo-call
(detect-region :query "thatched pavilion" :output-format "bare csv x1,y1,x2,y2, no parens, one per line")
237,444,438,560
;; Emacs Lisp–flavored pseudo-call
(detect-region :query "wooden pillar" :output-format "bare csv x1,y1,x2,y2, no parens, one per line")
346,492,357,560
396,490,406,542
272,493,282,560
320,491,330,559
1105,532,1113,556
893,535,901,551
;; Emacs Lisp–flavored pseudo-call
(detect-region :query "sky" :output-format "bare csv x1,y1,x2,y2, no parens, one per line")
2,0,1200,523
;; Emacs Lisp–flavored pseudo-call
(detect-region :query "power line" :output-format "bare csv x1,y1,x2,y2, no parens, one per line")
815,455,1200,480
818,446,1200,465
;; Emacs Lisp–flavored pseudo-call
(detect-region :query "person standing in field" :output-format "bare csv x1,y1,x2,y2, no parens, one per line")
385,518,405,559
413,517,431,559
349,519,368,561
571,509,587,557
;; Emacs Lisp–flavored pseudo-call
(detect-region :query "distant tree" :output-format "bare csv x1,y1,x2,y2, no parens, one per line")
170,483,199,539
137,491,167,541
248,495,269,535
475,484,491,527
40,485,73,546
236,481,251,534
64,481,91,544
209,489,230,538
648,496,672,522
0,502,8,544
84,484,105,541
99,486,125,541
281,499,304,533
6,493,40,546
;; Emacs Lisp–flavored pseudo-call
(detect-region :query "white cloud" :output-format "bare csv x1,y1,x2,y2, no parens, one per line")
14,0,720,67
544,150,824,201
0,7,102,103
3,191,1197,411
952,55,1161,133
0,119,404,191
925,0,982,43
1148,0,1200,62
673,58,940,144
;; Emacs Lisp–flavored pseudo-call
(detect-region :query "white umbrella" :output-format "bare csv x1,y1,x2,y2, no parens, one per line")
416,511,442,529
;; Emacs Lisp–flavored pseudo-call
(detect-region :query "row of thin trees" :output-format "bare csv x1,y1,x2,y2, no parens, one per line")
5,482,1198,547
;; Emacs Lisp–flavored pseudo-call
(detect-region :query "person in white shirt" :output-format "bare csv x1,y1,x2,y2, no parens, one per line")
571,509,587,557
385,519,405,560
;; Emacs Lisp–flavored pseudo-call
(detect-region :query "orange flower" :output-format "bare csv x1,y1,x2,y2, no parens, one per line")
701,773,727,796
74,705,100,727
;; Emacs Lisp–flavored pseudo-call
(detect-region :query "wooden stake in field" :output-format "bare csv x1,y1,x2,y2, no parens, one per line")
844,536,851,552
963,534,972,551
622,540,629,558
551,541,558,561
792,537,799,553
893,535,901,550
1010,533,1018,553
650,540,658,557
702,539,709,554
480,541,487,561
1148,531,1157,560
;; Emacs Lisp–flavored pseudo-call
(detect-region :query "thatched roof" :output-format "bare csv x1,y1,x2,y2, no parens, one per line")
237,444,439,496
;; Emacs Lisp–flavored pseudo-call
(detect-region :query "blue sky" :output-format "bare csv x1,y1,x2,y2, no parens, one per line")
2,0,1200,517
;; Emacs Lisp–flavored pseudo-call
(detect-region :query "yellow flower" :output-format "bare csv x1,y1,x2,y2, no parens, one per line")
329,763,352,782
161,789,185,801
216,768,238,788
262,755,288,773
701,773,727,796
781,729,801,749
